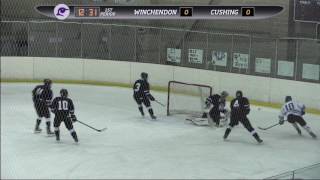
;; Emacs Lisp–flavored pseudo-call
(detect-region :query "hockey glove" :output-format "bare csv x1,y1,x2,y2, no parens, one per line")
205,100,211,108
70,114,77,122
148,95,155,101
278,115,284,125
201,113,208,118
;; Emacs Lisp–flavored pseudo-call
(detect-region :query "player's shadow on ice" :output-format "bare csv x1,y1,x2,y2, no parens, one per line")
223,138,264,146
273,133,314,141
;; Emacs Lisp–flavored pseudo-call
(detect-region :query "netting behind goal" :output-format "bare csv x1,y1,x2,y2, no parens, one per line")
167,81,213,116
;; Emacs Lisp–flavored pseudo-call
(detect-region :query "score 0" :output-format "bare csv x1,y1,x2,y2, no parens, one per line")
241,7,255,16
180,7,193,17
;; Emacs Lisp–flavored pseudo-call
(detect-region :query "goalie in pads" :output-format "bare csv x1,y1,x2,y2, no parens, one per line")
188,91,230,127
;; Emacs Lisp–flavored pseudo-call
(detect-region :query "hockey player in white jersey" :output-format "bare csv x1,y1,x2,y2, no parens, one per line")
279,96,316,138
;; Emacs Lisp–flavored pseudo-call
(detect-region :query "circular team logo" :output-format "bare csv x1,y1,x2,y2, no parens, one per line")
54,4,70,20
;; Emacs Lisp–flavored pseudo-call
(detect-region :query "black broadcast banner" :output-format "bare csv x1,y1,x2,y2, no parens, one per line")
36,5,283,20
294,0,320,23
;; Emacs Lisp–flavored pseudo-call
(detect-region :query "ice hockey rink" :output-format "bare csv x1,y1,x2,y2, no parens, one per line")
1,82,320,179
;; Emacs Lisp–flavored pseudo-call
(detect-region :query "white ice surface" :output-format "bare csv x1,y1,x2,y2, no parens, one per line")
1,83,320,179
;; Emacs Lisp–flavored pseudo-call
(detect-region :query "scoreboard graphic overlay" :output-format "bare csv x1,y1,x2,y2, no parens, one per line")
36,5,284,20
294,0,320,23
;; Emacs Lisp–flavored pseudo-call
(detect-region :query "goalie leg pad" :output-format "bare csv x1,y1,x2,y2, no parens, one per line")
186,117,209,126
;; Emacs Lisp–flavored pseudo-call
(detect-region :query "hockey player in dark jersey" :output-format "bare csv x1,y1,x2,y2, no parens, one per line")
32,79,54,135
51,89,79,143
133,72,156,120
203,91,229,127
223,90,263,143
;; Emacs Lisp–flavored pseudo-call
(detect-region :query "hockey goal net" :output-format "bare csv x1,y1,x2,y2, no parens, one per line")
167,81,213,116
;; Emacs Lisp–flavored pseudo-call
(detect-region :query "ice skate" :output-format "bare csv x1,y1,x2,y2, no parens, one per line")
34,127,42,134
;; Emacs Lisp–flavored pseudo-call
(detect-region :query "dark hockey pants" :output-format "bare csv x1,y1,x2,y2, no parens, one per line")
229,114,254,132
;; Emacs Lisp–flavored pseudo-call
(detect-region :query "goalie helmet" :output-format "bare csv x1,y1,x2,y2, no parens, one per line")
285,96,292,102
141,72,148,80
221,91,229,99
236,90,243,98
60,89,68,98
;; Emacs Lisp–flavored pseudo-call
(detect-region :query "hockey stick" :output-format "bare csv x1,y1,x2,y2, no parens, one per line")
185,118,208,126
154,100,165,107
258,122,280,130
77,120,107,132
186,118,206,122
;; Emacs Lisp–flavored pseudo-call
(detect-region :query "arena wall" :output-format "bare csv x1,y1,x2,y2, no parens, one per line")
1,56,319,112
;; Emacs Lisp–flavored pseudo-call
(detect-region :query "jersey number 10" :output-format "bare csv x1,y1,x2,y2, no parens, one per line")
58,100,68,110
285,103,294,111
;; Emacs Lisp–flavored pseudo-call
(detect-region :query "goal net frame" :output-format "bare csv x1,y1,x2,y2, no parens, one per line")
167,81,213,116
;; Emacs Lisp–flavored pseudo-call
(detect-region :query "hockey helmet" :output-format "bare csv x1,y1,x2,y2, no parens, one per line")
43,78,52,87
285,96,292,102
236,90,243,98
141,72,148,80
60,89,68,98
